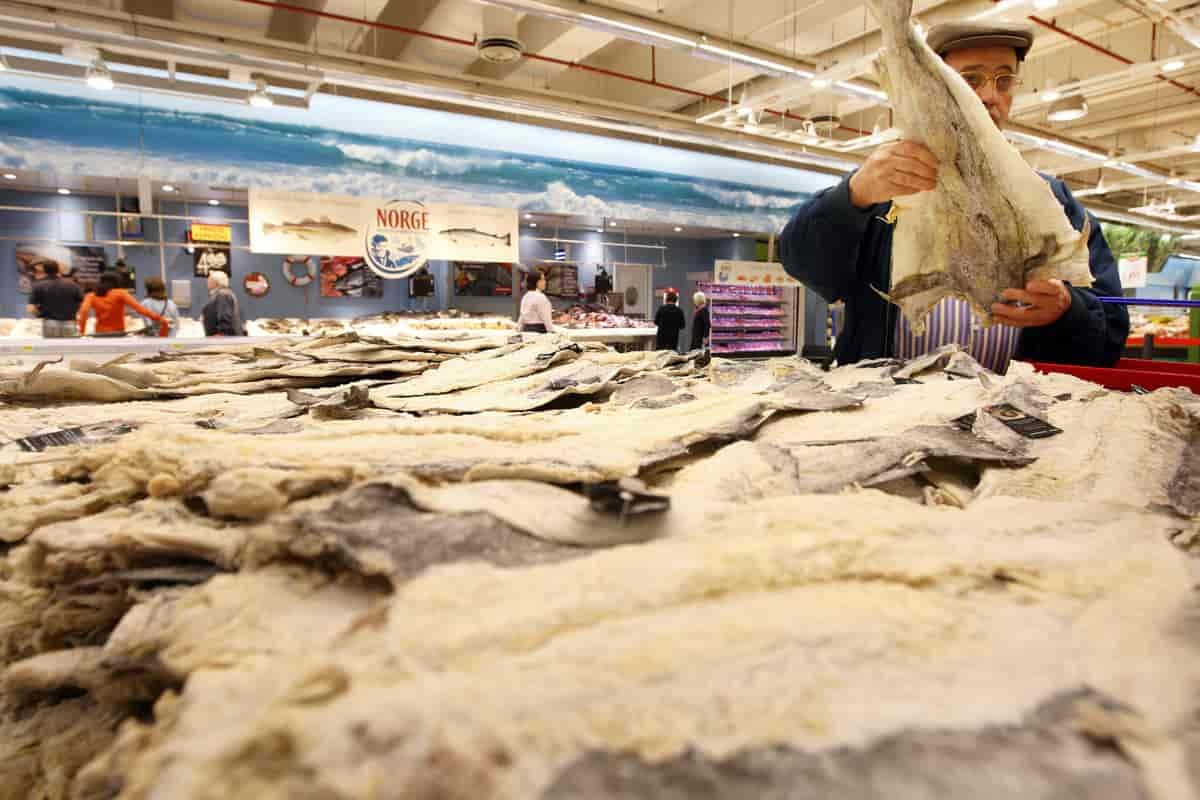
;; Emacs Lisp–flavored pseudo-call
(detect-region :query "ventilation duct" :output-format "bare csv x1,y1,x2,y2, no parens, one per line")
478,6,524,64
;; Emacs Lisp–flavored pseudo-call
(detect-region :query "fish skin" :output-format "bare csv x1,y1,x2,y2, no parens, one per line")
866,0,1092,334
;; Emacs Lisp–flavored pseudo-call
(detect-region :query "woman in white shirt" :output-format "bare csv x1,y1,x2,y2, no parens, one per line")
518,271,555,333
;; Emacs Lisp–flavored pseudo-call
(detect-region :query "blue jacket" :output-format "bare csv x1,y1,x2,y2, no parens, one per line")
779,173,1129,367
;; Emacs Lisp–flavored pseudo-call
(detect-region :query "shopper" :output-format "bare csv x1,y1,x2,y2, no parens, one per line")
594,266,613,296
78,272,167,337
27,261,83,339
518,271,555,333
778,21,1127,372
654,291,686,352
409,265,435,313
690,291,710,351
139,277,180,337
202,270,245,337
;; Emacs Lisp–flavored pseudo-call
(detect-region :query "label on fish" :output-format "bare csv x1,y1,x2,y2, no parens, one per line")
952,404,1063,439
13,420,139,452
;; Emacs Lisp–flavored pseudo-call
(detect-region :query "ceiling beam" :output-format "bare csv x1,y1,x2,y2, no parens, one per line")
265,0,327,44
122,0,173,20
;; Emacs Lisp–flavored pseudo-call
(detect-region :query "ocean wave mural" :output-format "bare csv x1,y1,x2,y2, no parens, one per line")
0,74,838,232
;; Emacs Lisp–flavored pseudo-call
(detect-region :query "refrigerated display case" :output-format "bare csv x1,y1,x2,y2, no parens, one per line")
696,280,802,356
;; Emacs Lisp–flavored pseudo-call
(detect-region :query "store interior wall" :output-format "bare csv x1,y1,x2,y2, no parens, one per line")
1,191,828,346
0,191,435,322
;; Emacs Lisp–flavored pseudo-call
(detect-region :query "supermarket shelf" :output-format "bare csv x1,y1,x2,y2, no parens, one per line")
712,337,786,343
711,324,785,330
709,297,783,305
711,348,796,357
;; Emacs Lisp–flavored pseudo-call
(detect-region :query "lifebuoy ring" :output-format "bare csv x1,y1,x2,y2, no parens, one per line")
283,255,315,287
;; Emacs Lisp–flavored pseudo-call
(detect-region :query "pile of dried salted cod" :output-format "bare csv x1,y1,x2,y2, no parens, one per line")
2,342,1200,800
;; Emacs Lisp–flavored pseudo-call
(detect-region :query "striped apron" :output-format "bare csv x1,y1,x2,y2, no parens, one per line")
893,297,1020,374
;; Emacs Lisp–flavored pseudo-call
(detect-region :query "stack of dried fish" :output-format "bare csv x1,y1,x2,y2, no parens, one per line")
2,339,1200,800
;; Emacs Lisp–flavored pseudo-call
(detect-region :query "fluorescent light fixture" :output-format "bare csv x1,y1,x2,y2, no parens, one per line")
698,43,796,75
248,78,273,108
2,173,15,180
836,80,888,102
529,222,537,227
57,188,71,195
1033,0,1059,10
208,199,220,206
578,13,696,48
1040,88,1061,102
596,228,603,233
1183,233,1200,240
673,226,683,232
1168,176,1182,186
523,212,532,219
609,221,617,227
1102,158,1118,167
811,76,831,89
732,232,740,237
85,58,114,91
162,184,175,192
1162,59,1185,73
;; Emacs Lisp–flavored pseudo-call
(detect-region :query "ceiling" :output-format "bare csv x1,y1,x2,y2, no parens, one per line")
0,0,1199,241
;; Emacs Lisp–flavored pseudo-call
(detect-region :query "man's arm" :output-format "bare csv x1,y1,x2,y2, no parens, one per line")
779,142,938,303
1007,183,1130,367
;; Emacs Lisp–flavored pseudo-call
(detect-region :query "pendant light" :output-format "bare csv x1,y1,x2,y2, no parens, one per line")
248,78,273,108
85,58,114,91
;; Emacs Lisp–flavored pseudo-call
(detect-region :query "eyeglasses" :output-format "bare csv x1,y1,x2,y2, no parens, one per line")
958,71,1023,95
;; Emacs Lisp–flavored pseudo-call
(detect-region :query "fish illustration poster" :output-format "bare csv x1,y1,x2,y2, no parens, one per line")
320,257,383,298
250,189,367,257
0,74,836,239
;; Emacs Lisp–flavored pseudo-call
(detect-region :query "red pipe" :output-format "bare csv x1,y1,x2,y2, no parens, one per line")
230,0,868,135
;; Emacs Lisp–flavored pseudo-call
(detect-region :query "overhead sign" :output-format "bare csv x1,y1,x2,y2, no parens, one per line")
250,190,518,277
365,200,433,278
191,223,231,243
714,259,800,288
1118,255,1148,289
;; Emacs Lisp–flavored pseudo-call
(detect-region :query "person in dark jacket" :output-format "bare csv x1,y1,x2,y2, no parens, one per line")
690,291,711,351
654,291,686,352
27,261,83,338
779,21,1128,371
202,270,245,336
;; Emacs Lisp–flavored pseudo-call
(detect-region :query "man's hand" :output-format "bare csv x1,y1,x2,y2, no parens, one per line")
990,279,1072,328
848,141,940,209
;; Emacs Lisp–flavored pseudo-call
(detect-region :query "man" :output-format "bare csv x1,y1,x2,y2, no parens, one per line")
201,270,245,337
780,21,1128,370
409,265,435,313
27,261,83,338
654,291,686,352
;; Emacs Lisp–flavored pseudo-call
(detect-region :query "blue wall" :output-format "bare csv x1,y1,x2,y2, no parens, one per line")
1,191,434,322
2,191,829,347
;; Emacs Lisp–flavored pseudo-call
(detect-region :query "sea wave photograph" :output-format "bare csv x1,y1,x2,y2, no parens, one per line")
0,74,836,232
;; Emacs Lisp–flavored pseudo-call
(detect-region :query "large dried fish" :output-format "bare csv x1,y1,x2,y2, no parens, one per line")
868,0,1092,333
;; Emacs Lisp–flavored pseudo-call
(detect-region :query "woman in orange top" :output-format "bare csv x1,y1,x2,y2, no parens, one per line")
78,272,168,336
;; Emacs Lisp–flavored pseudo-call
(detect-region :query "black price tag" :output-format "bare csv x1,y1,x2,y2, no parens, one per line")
952,404,1063,439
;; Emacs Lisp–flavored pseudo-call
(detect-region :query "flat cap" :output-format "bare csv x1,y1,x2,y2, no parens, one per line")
925,21,1035,61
